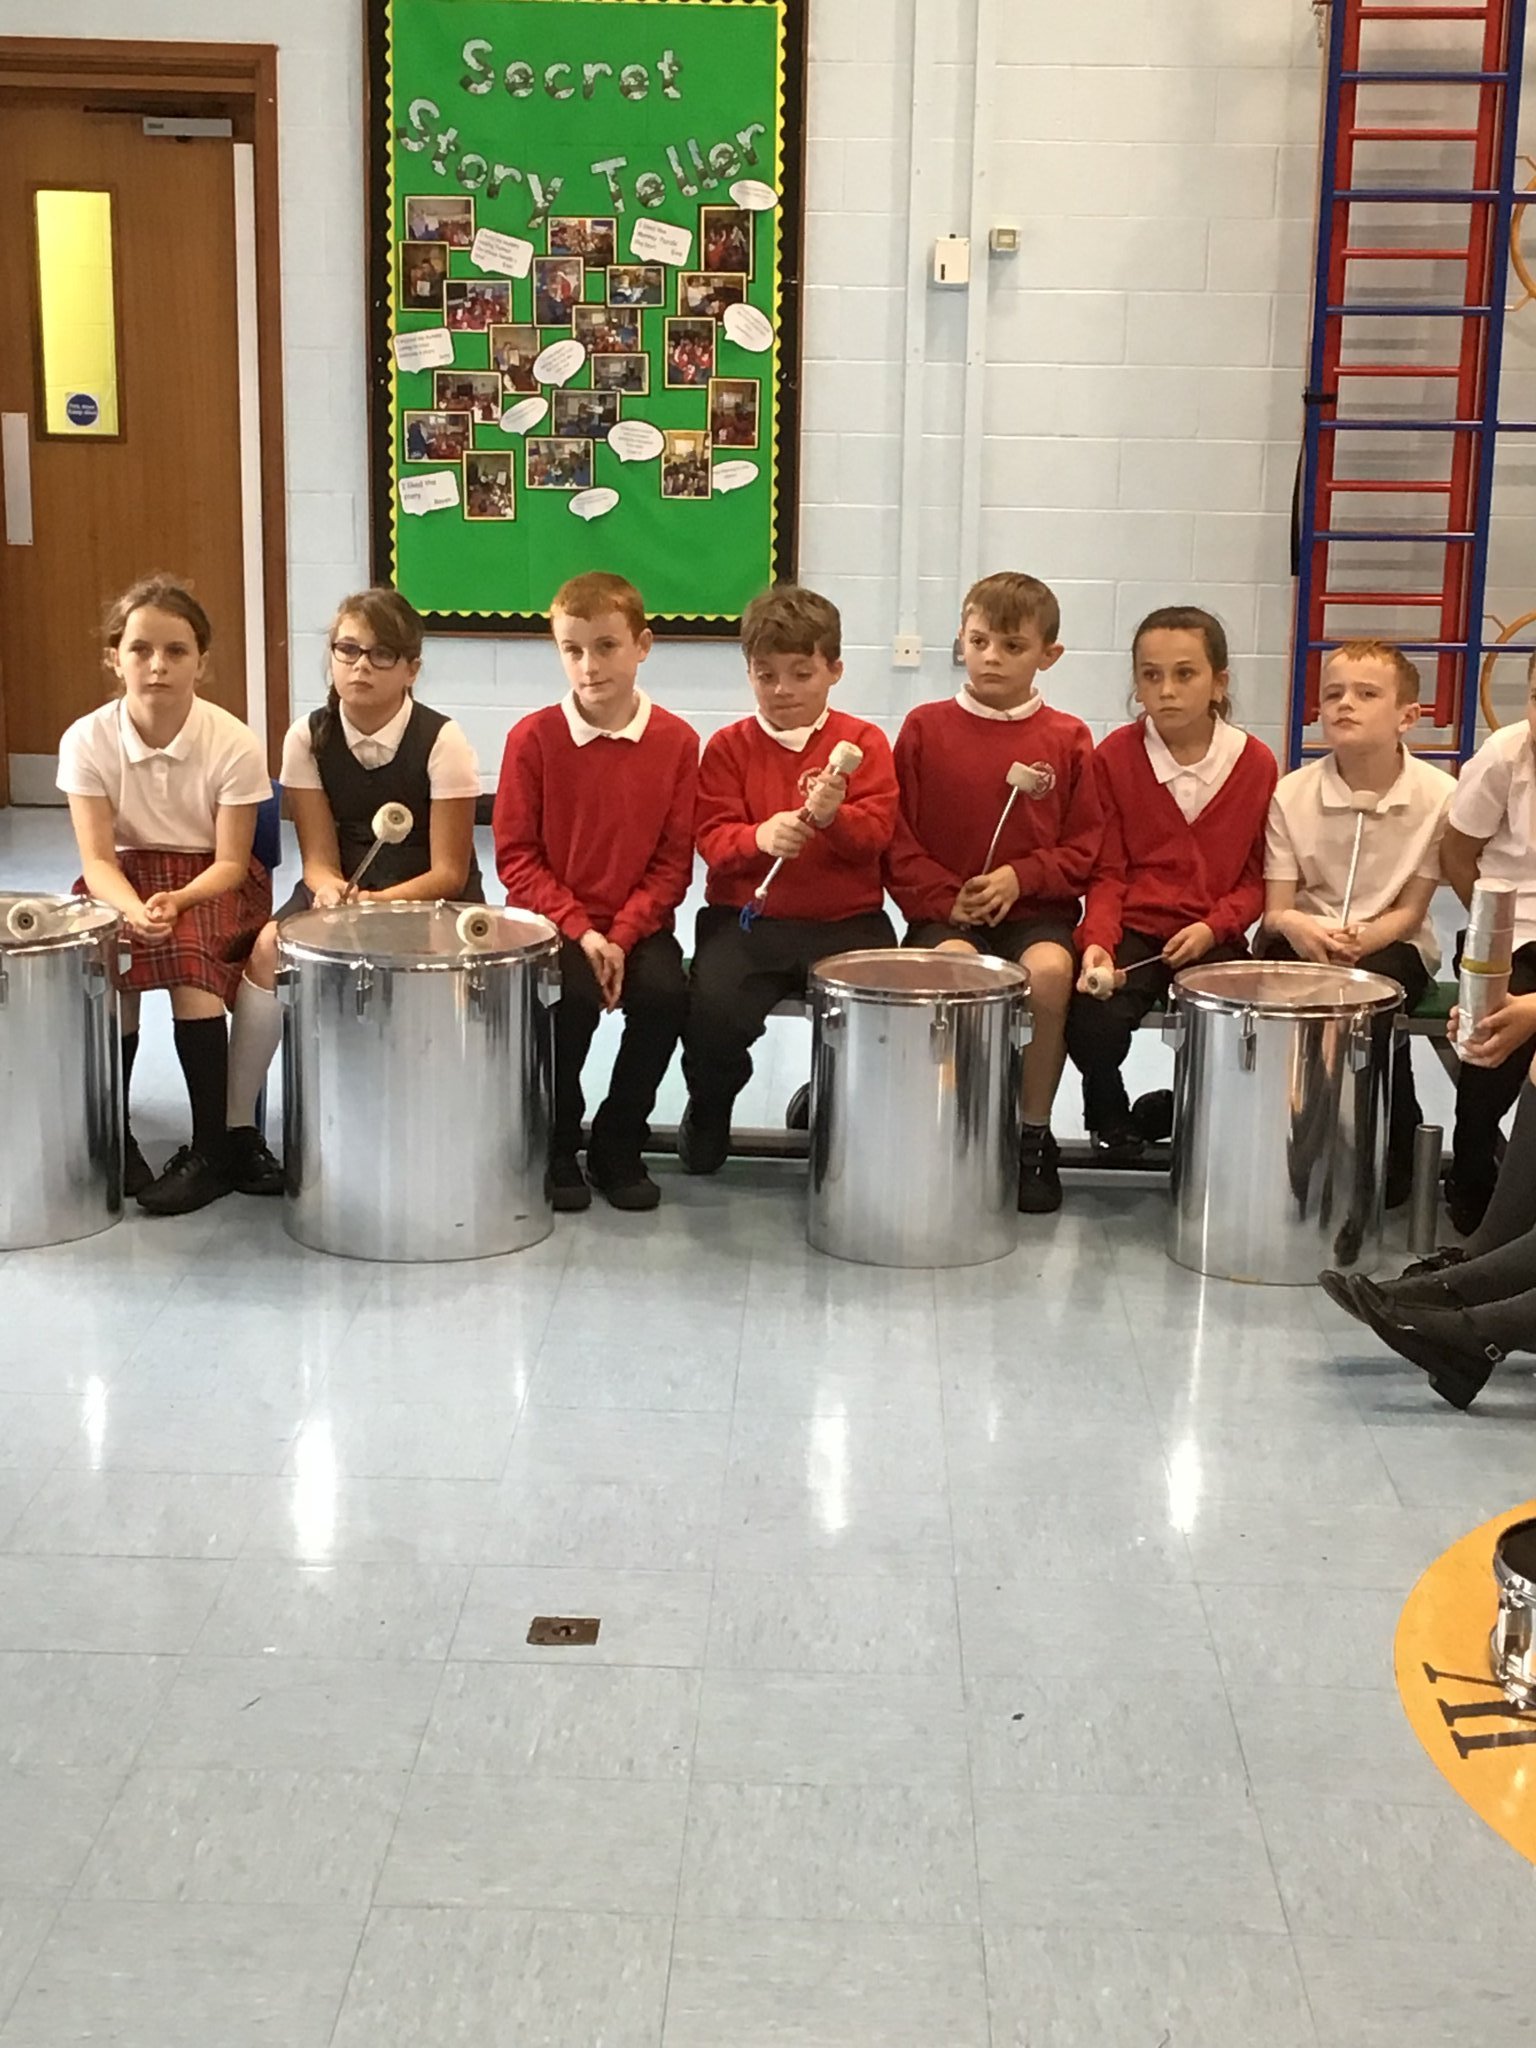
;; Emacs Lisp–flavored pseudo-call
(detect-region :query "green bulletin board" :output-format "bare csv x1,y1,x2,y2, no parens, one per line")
367,0,807,632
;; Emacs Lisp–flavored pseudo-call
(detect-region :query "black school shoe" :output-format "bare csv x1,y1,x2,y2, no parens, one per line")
1130,1089,1174,1147
226,1125,284,1197
677,1101,731,1176
1351,1277,1500,1411
1090,1121,1145,1167
546,1153,592,1213
1401,1245,1470,1281
137,1144,233,1217
1018,1126,1062,1214
123,1136,153,1200
587,1152,662,1212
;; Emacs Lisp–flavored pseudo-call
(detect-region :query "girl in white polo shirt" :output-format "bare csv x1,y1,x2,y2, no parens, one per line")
222,587,483,1178
1263,638,1456,1206
57,576,273,1215
1438,653,1536,1233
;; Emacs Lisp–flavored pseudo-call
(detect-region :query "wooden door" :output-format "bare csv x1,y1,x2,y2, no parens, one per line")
0,99,246,799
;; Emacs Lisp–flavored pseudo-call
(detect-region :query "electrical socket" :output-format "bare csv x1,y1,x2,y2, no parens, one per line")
892,634,922,668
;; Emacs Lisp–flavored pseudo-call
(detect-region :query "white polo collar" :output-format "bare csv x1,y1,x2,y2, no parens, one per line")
755,707,829,753
1319,748,1414,814
562,688,652,746
955,686,1042,723
1143,716,1246,788
119,695,200,763
340,698,413,755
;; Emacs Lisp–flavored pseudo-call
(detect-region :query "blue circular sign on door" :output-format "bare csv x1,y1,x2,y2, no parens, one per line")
65,393,99,428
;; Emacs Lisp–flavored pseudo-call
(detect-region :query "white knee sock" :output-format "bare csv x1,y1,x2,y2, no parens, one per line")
226,974,283,1128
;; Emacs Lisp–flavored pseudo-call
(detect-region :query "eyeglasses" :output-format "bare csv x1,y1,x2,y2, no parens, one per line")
331,639,401,671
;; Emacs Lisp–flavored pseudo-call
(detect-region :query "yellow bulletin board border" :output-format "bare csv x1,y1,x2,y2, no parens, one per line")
1396,1497,1536,1868
365,0,808,634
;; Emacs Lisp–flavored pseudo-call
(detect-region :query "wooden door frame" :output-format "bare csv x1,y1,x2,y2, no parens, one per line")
0,35,289,798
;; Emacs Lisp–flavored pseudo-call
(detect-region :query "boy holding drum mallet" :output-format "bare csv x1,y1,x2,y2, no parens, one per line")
1262,639,1455,1207
884,571,1102,1213
1437,654,1536,1236
494,572,698,1213
677,584,899,1176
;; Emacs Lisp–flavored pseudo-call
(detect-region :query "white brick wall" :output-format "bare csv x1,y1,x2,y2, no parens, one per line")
12,0,1536,770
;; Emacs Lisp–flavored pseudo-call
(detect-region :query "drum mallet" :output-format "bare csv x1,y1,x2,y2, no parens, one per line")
1082,954,1167,1002
980,760,1053,877
344,802,414,898
741,741,863,930
1338,790,1380,930
4,898,56,942
456,906,497,949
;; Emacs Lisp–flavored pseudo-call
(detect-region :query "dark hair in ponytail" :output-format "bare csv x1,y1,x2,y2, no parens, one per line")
314,586,426,753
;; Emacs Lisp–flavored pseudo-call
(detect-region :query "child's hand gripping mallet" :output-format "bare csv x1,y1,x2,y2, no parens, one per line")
1082,954,1168,1001
740,741,864,931
343,803,414,899
1338,790,1380,932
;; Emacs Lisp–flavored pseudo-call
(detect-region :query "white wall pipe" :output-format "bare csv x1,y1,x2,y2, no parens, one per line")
957,0,997,601
894,0,936,650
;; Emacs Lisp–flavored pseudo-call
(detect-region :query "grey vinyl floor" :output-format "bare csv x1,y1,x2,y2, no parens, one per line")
0,805,1531,2047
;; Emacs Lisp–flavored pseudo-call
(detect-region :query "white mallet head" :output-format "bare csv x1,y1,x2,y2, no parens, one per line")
1084,965,1115,1000
456,907,496,949
1006,760,1052,797
4,899,51,942
372,802,414,843
1348,791,1380,816
826,741,863,777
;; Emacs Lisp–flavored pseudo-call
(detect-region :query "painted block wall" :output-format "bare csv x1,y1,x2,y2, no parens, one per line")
11,0,1536,774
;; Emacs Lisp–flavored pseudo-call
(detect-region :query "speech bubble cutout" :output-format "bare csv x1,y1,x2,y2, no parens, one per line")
607,419,665,464
730,179,779,212
712,459,760,495
400,470,461,515
722,303,773,354
570,487,620,522
500,396,549,435
393,327,454,371
533,337,587,388
629,216,693,267
470,226,534,278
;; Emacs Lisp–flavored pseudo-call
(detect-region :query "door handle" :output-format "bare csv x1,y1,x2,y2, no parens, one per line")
2,414,33,545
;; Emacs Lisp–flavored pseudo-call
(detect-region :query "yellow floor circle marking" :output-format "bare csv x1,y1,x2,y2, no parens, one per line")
1396,1498,1536,1868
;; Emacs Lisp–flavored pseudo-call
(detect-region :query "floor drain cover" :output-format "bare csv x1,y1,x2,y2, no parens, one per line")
527,1615,601,1646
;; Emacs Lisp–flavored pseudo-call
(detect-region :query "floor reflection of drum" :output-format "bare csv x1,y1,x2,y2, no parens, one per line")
0,892,123,1250
1166,960,1404,1285
276,901,560,1262
1491,1518,1536,1706
807,948,1030,1269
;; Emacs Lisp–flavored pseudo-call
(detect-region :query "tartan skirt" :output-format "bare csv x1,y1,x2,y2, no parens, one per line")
75,849,273,1005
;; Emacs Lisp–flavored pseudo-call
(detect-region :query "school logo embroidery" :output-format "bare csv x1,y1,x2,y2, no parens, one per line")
1395,1498,1536,1869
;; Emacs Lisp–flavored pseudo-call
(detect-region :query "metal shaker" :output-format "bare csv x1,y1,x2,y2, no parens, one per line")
1458,878,1517,1051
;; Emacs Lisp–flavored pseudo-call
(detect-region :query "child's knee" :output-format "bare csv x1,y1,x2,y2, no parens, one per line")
1022,945,1074,1016
246,922,279,984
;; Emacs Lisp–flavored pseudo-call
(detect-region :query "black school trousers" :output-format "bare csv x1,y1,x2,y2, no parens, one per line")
1451,939,1536,1201
681,904,896,1112
1261,934,1429,1168
1065,928,1251,1133
553,931,689,1161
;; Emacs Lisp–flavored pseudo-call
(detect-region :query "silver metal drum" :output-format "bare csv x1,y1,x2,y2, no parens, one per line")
1491,1518,1536,1707
0,892,123,1250
1166,960,1404,1285
807,949,1031,1269
276,902,559,1262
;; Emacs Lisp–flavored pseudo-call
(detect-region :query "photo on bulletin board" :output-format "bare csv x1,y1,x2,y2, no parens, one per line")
366,0,807,634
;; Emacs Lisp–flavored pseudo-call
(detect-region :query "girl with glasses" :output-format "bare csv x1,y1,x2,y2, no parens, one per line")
223,587,484,1187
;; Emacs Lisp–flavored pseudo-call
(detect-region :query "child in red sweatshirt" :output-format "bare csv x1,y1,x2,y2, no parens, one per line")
1067,605,1276,1158
493,571,698,1212
679,584,899,1174
885,571,1101,1213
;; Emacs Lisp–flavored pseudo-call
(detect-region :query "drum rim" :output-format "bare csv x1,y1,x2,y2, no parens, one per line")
0,892,119,951
1493,1516,1536,1599
810,946,1030,1003
276,897,559,967
1171,958,1405,1018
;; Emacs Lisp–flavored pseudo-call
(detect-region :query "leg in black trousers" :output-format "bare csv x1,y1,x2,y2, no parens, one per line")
680,906,895,1169
551,939,607,1161
1449,941,1536,1233
588,932,689,1172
